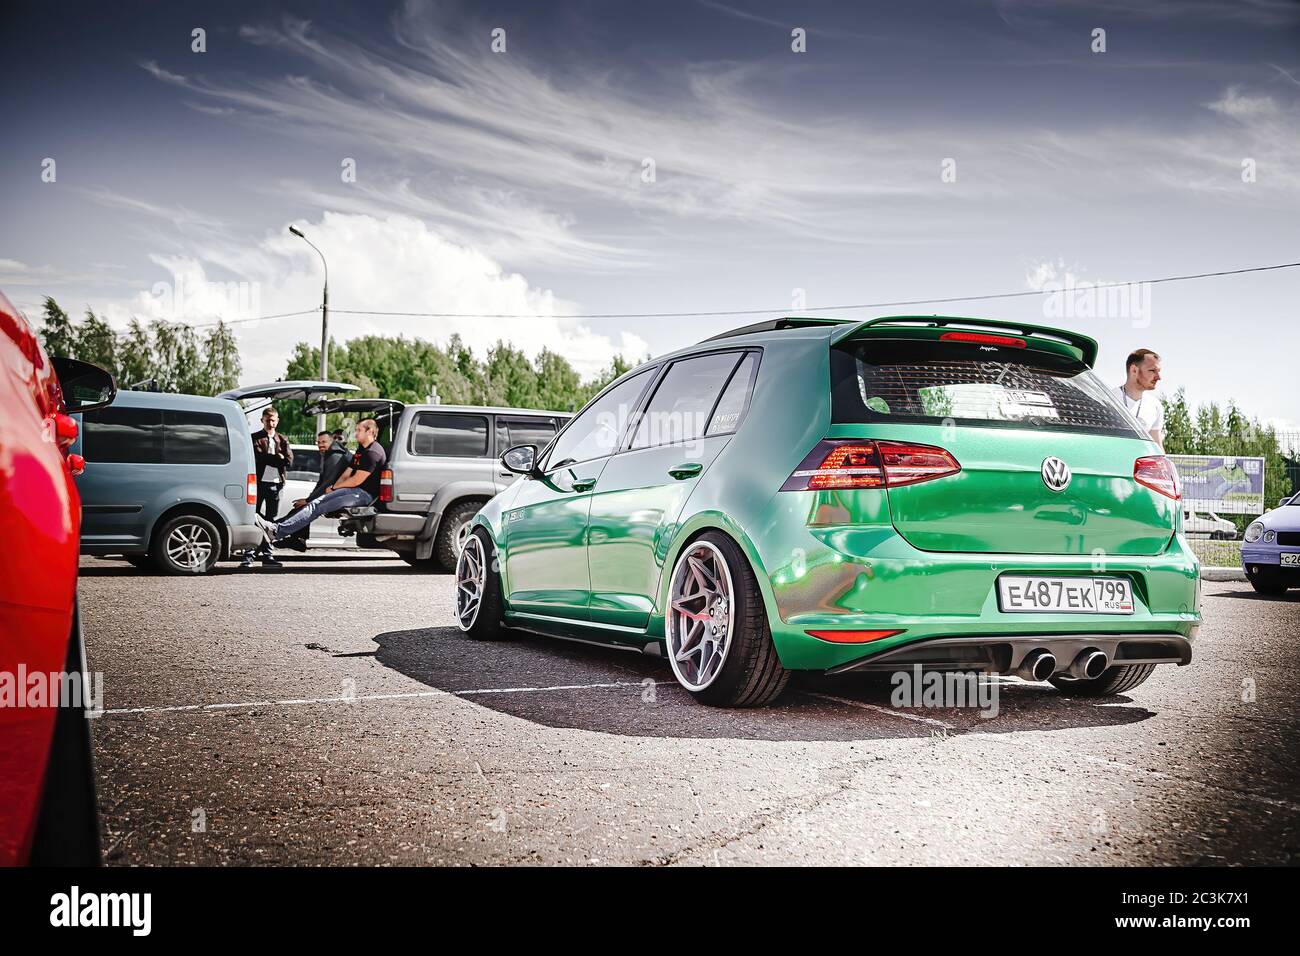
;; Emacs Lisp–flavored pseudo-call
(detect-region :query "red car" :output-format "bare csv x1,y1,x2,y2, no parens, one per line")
0,289,114,865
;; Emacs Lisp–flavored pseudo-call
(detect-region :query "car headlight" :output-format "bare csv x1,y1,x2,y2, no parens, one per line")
1263,530,1276,543
1245,522,1264,543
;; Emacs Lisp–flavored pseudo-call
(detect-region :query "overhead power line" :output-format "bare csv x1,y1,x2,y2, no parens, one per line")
188,259,1300,329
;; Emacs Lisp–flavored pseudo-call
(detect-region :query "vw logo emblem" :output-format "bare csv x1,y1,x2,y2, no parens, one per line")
1041,456,1072,492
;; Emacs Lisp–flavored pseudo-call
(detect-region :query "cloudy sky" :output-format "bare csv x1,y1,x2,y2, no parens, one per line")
2,0,1298,426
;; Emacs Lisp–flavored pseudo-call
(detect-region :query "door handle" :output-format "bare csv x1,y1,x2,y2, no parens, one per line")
668,462,703,480
572,478,597,492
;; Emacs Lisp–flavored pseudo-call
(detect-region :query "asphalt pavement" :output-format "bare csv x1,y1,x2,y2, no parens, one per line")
78,554,1300,865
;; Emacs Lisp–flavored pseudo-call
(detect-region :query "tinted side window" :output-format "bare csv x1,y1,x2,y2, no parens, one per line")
631,351,742,449
288,449,322,480
408,413,489,457
82,406,163,463
706,351,758,436
163,410,230,464
547,368,654,467
498,417,557,454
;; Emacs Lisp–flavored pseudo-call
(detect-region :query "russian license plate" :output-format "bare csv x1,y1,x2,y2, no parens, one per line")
1281,553,1300,567
998,576,1134,615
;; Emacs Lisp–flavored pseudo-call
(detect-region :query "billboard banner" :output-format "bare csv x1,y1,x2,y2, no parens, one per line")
1168,455,1266,515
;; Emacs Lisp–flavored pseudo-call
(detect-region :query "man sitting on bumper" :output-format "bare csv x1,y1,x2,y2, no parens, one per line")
255,418,386,545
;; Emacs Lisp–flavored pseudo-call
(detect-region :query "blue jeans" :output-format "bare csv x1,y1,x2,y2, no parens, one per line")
268,488,373,541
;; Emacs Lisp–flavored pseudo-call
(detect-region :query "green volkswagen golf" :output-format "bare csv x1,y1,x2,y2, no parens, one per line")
455,316,1200,707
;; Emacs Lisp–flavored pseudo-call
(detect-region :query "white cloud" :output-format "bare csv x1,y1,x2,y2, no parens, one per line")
90,212,647,385
1206,87,1280,119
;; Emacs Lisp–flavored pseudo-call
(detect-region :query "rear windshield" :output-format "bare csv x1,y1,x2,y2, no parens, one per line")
831,339,1143,437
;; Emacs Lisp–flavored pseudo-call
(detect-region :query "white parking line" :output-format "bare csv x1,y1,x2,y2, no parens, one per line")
96,680,675,717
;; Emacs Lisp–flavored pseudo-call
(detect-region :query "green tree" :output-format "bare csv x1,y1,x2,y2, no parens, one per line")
203,321,242,395
482,341,539,408
535,348,582,412
118,318,156,388
38,296,76,358
1161,389,1194,455
75,309,119,378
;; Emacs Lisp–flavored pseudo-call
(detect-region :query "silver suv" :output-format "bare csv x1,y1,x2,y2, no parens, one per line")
311,399,572,570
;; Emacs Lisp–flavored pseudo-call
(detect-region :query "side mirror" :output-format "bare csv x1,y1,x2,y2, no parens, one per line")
51,357,116,413
501,443,539,477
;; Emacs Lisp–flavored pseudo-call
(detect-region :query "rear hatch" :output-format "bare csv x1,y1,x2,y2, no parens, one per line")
828,319,1177,555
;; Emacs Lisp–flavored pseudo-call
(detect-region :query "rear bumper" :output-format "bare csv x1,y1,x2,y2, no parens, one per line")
339,508,425,546
228,524,264,552
760,527,1201,671
827,632,1193,675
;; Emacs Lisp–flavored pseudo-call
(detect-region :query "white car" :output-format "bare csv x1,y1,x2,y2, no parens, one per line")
1182,508,1239,540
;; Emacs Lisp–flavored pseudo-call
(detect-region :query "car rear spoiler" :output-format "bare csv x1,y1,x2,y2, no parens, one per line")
830,315,1100,368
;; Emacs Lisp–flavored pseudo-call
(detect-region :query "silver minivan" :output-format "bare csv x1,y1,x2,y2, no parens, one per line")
312,399,571,570
74,389,263,573
76,380,358,573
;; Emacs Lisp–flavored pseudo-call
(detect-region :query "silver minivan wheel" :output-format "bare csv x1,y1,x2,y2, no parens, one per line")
666,540,735,692
164,520,215,572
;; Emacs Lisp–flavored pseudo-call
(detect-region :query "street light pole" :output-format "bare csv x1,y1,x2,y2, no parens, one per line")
289,225,330,433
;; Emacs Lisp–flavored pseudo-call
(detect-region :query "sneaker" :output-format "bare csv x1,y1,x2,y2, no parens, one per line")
259,556,284,569
254,514,276,542
239,552,256,569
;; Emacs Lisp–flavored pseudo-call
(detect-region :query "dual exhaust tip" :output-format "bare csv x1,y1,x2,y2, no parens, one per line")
1015,648,1108,682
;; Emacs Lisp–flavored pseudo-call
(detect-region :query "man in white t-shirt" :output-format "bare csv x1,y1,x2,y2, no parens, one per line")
1115,348,1164,448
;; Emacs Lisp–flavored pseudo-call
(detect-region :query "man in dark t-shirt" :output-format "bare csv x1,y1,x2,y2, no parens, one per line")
255,418,387,546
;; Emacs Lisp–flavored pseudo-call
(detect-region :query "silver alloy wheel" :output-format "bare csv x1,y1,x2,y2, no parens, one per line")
666,540,735,692
455,533,487,631
454,517,473,555
165,521,214,572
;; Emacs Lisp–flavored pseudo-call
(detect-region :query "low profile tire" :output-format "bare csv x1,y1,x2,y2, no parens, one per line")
1247,570,1289,596
665,531,790,707
29,602,101,865
434,500,485,573
455,527,505,639
150,514,221,575
1050,662,1157,697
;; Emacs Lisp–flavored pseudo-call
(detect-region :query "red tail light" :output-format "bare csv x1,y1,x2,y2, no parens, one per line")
806,629,904,644
378,469,394,503
876,441,962,487
1135,456,1180,500
246,473,257,505
781,440,960,492
939,331,1026,348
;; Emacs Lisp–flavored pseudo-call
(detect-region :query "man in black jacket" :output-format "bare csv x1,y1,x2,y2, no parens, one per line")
241,407,293,569
281,431,350,552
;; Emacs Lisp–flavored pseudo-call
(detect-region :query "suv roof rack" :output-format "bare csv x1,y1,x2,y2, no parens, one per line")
701,316,853,342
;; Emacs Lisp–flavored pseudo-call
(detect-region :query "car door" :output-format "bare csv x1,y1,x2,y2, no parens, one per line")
586,350,759,629
493,415,562,492
503,368,656,622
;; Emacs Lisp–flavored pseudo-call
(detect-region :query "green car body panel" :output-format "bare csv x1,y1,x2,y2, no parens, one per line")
470,315,1200,675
